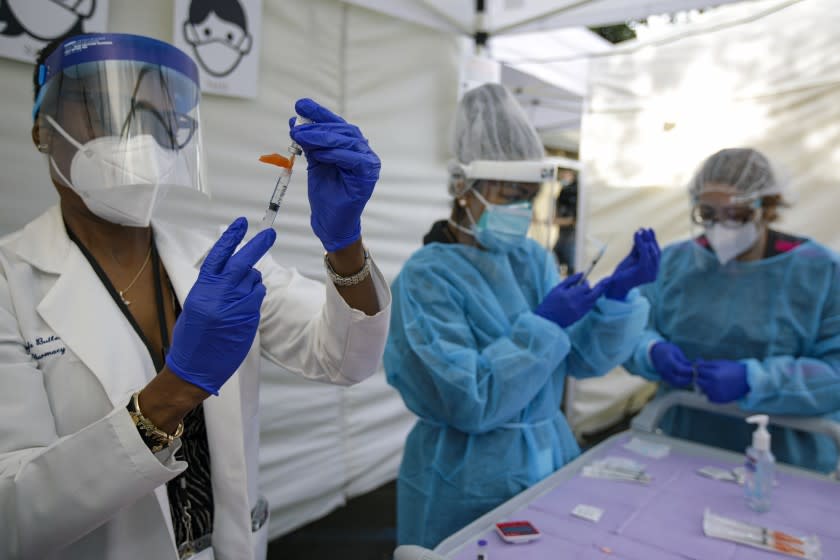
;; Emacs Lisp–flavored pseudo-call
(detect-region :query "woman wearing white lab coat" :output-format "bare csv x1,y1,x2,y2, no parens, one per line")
0,33,390,560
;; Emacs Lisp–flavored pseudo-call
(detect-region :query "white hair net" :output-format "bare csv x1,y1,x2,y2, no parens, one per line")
688,148,783,199
452,83,544,165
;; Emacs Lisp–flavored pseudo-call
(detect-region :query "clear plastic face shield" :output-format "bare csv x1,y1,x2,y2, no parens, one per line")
690,185,764,267
448,159,558,252
34,34,206,227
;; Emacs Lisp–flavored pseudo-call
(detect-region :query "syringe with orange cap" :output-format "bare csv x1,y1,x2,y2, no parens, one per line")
258,116,312,228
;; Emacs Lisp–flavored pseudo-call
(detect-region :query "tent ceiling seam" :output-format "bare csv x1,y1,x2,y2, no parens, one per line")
492,0,598,35
506,0,806,64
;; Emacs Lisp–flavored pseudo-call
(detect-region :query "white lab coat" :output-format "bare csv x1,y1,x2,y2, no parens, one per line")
0,206,392,560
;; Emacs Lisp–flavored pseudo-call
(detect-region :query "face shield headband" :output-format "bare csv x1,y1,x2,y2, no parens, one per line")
450,159,557,185
33,33,200,121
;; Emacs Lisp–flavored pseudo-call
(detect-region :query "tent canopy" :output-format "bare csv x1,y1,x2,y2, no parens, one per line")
340,1,745,151
341,0,746,36
496,27,610,149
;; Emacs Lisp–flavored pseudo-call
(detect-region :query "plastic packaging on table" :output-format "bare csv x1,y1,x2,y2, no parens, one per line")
581,456,651,484
703,509,821,559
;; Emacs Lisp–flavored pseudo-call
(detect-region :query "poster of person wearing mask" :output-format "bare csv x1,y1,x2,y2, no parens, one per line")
174,0,261,99
0,0,107,62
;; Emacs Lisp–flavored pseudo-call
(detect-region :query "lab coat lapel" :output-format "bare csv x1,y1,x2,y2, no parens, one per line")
28,209,154,406
154,220,254,559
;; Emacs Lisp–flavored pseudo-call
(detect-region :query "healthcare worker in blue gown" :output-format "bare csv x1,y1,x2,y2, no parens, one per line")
624,147,840,474
384,83,661,548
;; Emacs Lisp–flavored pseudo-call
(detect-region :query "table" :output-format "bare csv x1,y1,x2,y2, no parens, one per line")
434,431,840,560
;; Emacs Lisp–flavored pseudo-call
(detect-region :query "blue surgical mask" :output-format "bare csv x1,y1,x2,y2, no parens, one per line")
470,189,533,252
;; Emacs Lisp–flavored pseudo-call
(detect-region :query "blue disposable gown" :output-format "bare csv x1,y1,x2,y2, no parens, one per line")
385,239,649,548
624,239,840,473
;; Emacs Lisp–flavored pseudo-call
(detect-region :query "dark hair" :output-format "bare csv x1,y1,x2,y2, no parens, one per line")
451,198,466,225
761,194,788,223
188,0,247,31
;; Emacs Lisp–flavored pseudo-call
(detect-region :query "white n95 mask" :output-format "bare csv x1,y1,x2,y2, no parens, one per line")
46,114,187,227
705,222,758,265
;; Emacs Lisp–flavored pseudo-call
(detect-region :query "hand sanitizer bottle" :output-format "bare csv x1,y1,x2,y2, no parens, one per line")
745,414,775,512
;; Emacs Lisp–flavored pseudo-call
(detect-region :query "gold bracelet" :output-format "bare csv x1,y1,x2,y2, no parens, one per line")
324,248,372,287
127,391,184,453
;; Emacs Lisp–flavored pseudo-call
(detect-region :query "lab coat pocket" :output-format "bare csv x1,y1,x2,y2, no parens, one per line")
251,495,270,560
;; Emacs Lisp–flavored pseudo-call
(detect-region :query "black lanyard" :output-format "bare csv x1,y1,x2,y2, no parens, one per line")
66,225,174,372
67,226,216,546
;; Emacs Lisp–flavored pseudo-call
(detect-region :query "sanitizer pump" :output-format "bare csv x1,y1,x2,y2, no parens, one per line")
745,414,775,512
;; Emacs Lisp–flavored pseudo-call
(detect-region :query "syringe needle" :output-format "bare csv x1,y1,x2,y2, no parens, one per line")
256,115,312,229
258,154,294,228
577,243,607,285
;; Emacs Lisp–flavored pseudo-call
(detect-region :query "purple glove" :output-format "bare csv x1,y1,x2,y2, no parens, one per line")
650,341,694,388
166,218,275,395
289,98,381,252
696,359,750,403
604,228,661,301
535,273,607,328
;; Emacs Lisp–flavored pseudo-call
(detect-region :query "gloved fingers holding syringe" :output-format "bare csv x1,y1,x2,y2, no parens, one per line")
259,98,381,253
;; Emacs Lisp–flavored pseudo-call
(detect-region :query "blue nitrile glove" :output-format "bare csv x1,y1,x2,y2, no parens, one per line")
604,228,661,301
165,218,276,395
650,341,694,388
289,98,381,252
695,359,750,403
535,272,607,328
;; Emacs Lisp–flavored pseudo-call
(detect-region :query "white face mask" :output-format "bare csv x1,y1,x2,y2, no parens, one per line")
46,115,187,227
704,222,759,265
193,42,245,77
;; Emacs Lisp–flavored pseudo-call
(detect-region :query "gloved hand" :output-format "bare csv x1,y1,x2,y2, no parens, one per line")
165,218,276,395
696,359,750,403
604,228,661,300
649,341,694,388
535,272,607,328
289,98,381,252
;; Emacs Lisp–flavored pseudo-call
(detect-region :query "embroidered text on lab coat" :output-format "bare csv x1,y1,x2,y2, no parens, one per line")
24,335,67,360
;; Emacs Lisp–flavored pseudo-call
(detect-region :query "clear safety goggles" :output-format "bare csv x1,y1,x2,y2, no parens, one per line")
34,34,207,194
690,189,762,229
690,202,761,229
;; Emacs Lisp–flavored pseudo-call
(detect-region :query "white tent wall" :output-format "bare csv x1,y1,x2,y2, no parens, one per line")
572,0,840,435
0,0,461,539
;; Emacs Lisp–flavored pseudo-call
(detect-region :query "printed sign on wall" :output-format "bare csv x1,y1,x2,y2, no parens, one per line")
0,0,108,62
174,0,261,99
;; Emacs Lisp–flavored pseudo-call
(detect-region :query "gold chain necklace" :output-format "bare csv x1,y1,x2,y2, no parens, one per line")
119,247,152,306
